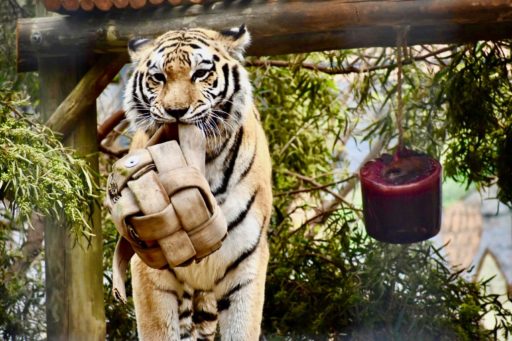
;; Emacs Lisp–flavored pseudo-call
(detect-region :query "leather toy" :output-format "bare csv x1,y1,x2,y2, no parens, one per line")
107,124,227,302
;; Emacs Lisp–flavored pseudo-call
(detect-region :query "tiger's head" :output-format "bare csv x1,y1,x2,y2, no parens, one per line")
124,25,252,140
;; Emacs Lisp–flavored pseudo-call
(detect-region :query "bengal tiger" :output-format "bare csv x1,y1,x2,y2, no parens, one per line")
123,25,272,340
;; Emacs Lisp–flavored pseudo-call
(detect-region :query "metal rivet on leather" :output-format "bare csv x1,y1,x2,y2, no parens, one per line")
124,156,139,168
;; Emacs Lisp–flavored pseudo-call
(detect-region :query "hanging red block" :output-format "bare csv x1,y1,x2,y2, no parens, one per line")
360,148,442,244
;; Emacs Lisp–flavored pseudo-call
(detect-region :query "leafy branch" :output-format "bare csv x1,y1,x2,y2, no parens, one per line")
0,88,97,240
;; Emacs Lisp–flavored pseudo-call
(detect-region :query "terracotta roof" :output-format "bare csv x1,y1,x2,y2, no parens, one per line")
440,201,482,270
43,0,213,12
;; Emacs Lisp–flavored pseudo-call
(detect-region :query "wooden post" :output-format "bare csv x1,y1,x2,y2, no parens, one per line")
38,55,106,340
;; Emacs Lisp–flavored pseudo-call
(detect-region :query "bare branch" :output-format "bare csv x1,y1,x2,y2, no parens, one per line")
247,46,455,75
288,136,387,237
6,214,45,282
274,176,356,197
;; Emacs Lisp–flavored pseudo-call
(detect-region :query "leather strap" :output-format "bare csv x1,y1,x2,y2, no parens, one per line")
112,237,134,303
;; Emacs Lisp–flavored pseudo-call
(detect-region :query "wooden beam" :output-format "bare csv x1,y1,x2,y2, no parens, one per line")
17,0,512,72
97,109,125,143
45,54,126,136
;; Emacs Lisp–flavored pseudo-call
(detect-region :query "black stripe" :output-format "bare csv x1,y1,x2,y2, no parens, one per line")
167,266,176,277
199,332,216,337
158,42,179,53
232,65,240,94
239,147,257,182
156,288,179,298
213,55,220,62
192,311,218,324
180,332,191,339
183,53,191,66
217,280,252,312
137,71,150,105
206,134,231,163
179,309,192,319
212,127,244,196
219,64,230,99
215,223,263,285
189,43,202,49
191,37,210,47
227,190,258,232
131,72,145,113
218,96,233,119
217,298,230,312
182,291,192,300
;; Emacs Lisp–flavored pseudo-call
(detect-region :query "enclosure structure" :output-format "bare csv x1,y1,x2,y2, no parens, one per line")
16,0,512,339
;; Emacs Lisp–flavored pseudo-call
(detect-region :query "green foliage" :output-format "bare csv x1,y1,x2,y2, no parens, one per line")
0,227,45,341
0,89,96,239
252,52,512,339
438,42,512,205
0,86,98,339
0,0,38,98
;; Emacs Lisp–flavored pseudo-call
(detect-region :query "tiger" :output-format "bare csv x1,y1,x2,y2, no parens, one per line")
123,25,272,341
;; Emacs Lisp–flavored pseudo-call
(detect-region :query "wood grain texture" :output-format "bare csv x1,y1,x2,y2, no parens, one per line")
38,55,106,341
18,0,512,72
45,54,126,136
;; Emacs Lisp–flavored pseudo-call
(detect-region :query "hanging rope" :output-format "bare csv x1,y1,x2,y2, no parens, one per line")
395,26,409,149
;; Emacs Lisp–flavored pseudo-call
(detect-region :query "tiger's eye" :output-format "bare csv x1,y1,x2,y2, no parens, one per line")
193,69,209,80
152,73,166,83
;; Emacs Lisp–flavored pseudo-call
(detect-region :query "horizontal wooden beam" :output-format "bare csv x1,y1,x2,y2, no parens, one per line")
18,0,512,72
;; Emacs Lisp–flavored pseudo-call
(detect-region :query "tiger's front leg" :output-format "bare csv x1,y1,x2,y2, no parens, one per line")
131,256,183,341
215,237,269,341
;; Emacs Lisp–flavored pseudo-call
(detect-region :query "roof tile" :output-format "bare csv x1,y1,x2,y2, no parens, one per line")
43,0,208,12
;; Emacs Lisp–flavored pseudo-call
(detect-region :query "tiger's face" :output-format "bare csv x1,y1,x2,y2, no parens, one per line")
124,26,252,139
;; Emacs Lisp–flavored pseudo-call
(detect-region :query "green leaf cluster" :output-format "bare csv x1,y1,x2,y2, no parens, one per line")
438,42,512,205
0,88,96,239
0,233,45,341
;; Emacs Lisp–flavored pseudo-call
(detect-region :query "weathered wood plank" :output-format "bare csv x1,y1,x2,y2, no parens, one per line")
45,54,126,136
17,0,512,72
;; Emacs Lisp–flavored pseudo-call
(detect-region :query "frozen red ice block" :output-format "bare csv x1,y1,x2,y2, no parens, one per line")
360,149,442,243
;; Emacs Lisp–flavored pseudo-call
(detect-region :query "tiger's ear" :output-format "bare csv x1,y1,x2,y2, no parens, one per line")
128,37,154,62
218,25,251,61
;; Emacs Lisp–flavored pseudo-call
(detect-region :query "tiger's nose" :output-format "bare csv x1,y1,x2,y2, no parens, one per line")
165,108,188,119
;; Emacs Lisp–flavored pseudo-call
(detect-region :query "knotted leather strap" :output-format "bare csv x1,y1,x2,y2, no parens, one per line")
109,124,227,302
